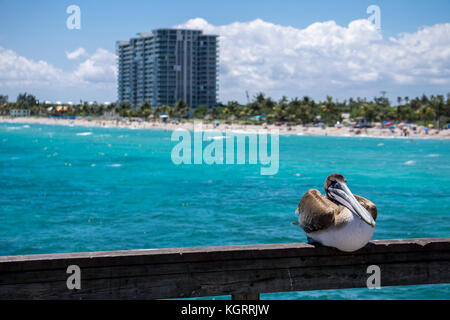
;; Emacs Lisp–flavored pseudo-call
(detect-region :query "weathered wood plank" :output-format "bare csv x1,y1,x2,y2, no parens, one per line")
1,249,449,285
1,238,448,271
0,238,449,299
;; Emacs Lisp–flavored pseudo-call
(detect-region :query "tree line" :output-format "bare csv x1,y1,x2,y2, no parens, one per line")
1,92,449,127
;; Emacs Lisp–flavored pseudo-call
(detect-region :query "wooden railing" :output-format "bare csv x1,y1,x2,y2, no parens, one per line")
0,238,449,299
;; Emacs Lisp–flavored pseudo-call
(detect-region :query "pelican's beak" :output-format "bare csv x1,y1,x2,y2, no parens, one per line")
327,182,376,227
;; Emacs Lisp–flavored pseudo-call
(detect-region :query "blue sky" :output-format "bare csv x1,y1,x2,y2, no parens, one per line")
0,0,449,103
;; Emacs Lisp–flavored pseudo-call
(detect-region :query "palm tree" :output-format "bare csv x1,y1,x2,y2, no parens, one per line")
193,105,208,119
16,93,37,108
319,96,341,125
174,99,190,118
154,105,175,118
417,106,435,122
404,96,410,104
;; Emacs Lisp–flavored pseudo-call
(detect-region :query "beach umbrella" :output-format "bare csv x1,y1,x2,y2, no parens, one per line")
173,117,179,121
159,114,169,118
317,122,324,126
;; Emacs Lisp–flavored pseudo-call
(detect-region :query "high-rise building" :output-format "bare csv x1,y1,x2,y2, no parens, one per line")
117,28,218,108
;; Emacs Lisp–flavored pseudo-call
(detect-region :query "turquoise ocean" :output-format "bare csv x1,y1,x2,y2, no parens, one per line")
0,122,449,299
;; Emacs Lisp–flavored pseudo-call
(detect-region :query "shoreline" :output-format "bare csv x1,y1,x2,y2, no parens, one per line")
1,116,449,140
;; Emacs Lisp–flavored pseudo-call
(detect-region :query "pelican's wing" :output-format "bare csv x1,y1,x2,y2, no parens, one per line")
297,189,340,233
354,194,377,221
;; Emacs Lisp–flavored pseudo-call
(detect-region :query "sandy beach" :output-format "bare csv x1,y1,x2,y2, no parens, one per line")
1,116,449,140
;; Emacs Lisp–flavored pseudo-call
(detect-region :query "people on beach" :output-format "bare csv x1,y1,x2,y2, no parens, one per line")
0,116,448,139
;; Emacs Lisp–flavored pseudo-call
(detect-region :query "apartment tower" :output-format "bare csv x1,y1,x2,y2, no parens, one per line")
117,28,218,108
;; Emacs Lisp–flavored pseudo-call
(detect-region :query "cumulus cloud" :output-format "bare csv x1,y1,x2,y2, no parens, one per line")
0,46,116,92
1,18,449,102
73,48,117,84
176,18,450,102
0,47,63,87
65,47,88,60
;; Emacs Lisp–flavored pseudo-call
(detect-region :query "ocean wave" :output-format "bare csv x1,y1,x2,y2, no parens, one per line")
205,135,228,141
404,160,416,165
76,132,92,136
107,164,123,167
426,154,440,157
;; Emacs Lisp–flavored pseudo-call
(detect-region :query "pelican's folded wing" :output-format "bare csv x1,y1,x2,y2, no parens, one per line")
297,189,340,233
354,194,377,221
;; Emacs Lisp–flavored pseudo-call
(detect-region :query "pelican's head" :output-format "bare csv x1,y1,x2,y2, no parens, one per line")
324,174,376,228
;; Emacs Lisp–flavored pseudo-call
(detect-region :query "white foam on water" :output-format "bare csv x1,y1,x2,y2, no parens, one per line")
76,132,92,136
377,143,384,146
404,160,415,165
426,154,440,157
108,164,122,167
205,135,228,141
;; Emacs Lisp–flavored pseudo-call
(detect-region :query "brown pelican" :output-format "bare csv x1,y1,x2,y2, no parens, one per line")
294,174,377,252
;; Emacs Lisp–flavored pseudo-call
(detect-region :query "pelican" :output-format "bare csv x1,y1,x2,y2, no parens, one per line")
294,174,377,252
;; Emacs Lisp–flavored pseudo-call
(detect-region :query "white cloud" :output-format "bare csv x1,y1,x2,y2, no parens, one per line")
176,18,450,102
0,46,117,100
65,47,88,60
1,18,449,103
0,47,62,87
73,48,117,84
